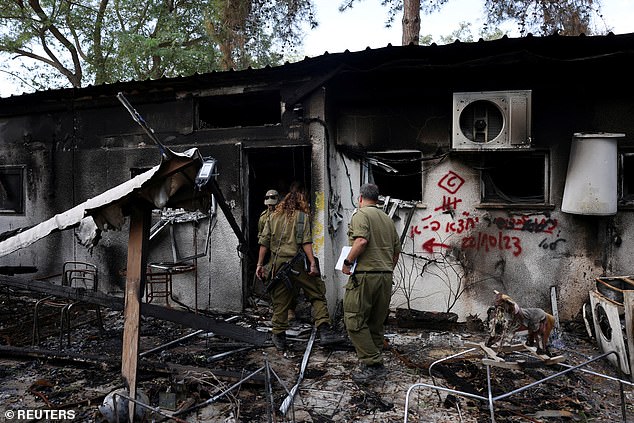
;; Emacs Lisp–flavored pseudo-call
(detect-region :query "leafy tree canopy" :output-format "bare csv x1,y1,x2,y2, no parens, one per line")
0,0,316,92
484,0,604,36
342,0,607,44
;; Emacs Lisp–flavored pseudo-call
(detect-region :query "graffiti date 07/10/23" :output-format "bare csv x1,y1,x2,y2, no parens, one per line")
461,231,522,256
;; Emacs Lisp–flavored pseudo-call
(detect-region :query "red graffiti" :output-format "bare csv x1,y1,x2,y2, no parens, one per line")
461,231,522,256
422,238,451,253
437,170,465,194
434,196,462,212
419,214,441,232
445,215,479,234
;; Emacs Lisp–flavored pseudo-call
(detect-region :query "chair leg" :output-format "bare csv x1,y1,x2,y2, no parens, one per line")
59,305,67,350
66,304,72,347
95,306,104,334
32,301,43,346
60,303,73,349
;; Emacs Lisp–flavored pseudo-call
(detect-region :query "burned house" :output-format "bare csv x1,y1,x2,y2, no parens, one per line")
1,32,634,334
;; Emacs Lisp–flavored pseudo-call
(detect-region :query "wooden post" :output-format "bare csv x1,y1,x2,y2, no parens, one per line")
121,204,150,422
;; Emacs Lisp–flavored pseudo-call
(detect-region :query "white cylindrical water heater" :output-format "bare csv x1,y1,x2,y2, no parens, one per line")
561,132,624,215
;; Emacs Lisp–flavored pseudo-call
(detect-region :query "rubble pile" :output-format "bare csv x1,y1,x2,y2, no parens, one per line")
0,289,632,422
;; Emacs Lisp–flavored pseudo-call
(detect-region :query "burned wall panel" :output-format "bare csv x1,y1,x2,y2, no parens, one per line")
76,98,195,150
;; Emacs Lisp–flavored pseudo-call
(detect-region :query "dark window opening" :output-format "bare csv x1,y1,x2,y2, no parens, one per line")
0,166,25,214
620,152,634,204
197,91,281,129
366,151,422,201
480,152,548,204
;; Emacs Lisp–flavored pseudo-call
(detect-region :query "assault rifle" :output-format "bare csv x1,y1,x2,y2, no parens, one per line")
265,250,307,293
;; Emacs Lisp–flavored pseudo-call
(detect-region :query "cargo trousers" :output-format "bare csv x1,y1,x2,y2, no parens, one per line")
343,272,392,366
269,256,331,335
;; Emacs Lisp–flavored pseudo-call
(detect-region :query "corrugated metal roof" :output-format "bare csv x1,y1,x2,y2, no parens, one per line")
1,32,632,104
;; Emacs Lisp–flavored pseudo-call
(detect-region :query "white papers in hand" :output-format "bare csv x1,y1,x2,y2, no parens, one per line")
335,246,357,273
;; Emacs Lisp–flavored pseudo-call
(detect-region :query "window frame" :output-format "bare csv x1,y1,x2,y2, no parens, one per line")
477,150,552,210
0,165,26,215
619,151,634,208
362,150,424,202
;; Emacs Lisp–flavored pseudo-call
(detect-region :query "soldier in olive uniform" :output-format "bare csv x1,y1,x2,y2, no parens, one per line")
256,190,339,350
258,189,297,321
341,183,401,383
258,189,279,236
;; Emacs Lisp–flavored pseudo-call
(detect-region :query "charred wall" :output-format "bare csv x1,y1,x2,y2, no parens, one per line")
325,50,634,321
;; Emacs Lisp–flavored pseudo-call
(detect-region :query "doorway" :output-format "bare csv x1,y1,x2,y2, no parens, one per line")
244,146,312,285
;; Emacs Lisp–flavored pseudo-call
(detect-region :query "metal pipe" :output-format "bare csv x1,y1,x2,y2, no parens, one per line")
492,351,619,401
486,364,496,423
116,92,172,160
264,356,275,423
206,346,252,363
404,383,487,422
139,329,206,357
279,326,317,415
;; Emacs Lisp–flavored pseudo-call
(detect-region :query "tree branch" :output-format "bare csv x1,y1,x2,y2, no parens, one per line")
28,0,82,85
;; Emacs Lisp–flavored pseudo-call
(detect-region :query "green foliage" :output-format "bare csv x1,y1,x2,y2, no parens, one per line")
421,21,504,46
439,21,474,44
340,0,451,28
483,0,603,36
341,0,604,42
0,0,316,91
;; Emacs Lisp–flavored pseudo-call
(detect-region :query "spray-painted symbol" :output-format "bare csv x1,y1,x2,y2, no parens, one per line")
437,170,465,194
422,238,450,253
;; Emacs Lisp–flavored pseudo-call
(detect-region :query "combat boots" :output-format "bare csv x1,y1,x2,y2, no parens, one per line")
271,332,287,351
318,323,343,347
352,363,387,384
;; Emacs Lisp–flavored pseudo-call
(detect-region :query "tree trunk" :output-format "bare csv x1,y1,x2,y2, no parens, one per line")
402,0,421,46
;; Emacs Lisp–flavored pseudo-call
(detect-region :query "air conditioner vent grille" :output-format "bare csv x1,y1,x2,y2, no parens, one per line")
452,90,531,150
458,99,504,144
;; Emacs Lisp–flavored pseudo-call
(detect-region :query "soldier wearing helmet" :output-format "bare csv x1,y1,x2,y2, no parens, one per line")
258,189,279,236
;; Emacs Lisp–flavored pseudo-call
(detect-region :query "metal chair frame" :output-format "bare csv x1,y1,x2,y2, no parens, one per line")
32,261,103,348
145,268,173,306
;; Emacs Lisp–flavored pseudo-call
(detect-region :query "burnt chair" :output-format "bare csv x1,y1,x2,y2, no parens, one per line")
145,266,173,306
32,261,104,349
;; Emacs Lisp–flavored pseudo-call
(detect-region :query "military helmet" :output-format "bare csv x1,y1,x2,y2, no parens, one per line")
264,189,279,205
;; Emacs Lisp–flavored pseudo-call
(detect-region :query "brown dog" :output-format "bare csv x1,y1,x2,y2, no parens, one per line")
486,290,555,355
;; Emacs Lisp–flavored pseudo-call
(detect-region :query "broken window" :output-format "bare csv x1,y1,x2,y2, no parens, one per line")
197,91,281,129
364,151,423,201
479,151,549,206
0,166,25,214
619,152,634,206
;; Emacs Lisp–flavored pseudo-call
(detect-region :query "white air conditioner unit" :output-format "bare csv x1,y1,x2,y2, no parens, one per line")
452,90,532,150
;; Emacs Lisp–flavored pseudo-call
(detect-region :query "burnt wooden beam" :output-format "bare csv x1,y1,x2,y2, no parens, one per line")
0,344,118,369
121,204,150,422
0,276,268,346
0,345,172,379
0,266,37,276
